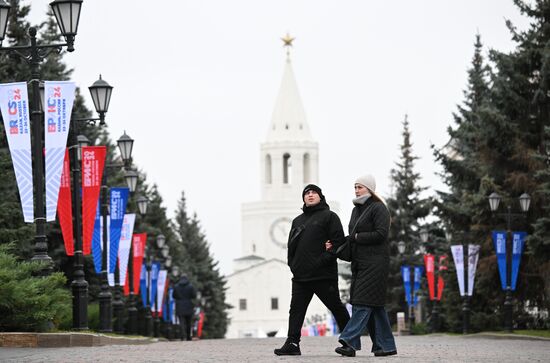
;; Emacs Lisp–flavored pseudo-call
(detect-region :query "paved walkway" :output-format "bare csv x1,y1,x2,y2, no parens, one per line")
1,335,549,362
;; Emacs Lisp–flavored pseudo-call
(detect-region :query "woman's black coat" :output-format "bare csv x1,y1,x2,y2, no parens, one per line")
348,198,391,306
287,200,345,282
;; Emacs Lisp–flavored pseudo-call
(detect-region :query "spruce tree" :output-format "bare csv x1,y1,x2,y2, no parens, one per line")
386,115,430,325
174,192,228,338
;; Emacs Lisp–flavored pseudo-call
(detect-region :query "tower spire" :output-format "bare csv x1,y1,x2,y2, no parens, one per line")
281,32,295,60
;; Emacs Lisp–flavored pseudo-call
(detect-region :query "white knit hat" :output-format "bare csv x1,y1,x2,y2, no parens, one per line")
355,174,386,205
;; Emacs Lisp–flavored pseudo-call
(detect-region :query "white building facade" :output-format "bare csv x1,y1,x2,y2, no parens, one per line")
225,45,346,339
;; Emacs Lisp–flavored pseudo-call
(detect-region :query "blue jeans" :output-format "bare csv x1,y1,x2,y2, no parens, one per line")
338,305,396,353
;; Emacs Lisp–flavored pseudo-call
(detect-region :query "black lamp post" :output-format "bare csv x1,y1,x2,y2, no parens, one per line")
153,234,166,338
488,192,531,333
68,76,113,331
397,241,415,330
126,195,148,335
98,131,135,333
0,0,83,275
420,228,440,333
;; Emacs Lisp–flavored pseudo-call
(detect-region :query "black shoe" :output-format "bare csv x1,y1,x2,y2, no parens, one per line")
335,346,356,357
374,350,397,357
274,341,301,356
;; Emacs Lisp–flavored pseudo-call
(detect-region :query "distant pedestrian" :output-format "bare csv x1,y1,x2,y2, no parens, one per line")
173,274,197,341
274,184,350,356
334,174,397,357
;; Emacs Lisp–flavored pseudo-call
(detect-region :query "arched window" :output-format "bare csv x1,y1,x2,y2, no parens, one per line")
303,153,311,183
283,153,291,184
265,154,272,184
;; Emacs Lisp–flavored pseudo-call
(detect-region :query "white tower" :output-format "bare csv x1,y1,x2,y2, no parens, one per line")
226,35,337,339
239,35,319,268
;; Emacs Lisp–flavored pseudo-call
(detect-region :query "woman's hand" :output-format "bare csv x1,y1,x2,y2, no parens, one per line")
325,240,333,251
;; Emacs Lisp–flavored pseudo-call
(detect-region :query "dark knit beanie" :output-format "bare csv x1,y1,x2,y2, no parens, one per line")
302,184,325,201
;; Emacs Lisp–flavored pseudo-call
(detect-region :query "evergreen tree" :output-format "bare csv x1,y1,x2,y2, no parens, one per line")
174,192,229,338
385,115,430,324
435,0,550,330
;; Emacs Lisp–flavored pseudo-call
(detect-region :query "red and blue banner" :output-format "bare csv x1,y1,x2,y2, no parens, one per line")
82,146,106,255
150,261,161,312
401,265,412,307
108,187,129,274
511,232,526,291
156,269,168,316
0,82,33,222
117,214,136,289
492,231,507,290
44,81,75,221
424,254,435,300
125,233,147,296
92,200,102,273
57,149,74,255
140,263,147,307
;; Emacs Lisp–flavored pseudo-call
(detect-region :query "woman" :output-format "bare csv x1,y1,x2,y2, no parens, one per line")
333,174,397,357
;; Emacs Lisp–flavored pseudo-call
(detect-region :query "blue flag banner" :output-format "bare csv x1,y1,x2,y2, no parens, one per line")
109,187,129,274
150,261,161,311
492,231,507,290
140,263,147,308
511,231,527,291
401,265,412,307
413,266,424,306
91,200,102,273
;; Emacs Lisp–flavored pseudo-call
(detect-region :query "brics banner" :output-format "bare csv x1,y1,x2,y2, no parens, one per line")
0,82,33,222
492,231,507,290
424,254,435,300
401,265,412,307
109,187,129,274
44,81,76,221
82,146,106,255
511,232,526,291
124,233,147,296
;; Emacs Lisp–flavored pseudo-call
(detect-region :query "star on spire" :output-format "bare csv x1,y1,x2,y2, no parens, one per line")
281,32,295,58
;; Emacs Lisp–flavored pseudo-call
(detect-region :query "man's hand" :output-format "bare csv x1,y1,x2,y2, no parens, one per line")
325,240,333,251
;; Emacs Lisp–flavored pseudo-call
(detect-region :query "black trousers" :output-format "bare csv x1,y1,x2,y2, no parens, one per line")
178,314,192,341
287,279,350,343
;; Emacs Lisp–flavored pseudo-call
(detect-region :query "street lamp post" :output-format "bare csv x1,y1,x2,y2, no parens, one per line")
66,76,113,331
397,241,415,330
420,228,440,333
126,195,148,335
488,192,531,333
98,132,135,333
153,234,166,338
0,0,83,275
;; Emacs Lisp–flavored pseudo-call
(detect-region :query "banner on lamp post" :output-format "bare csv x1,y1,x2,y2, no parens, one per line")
156,270,168,316
125,233,147,296
467,244,480,296
57,149,74,255
451,245,465,296
492,231,507,290
82,146,106,255
413,266,423,306
401,265,412,307
117,214,136,290
44,81,75,221
424,254,435,301
0,82,33,222
108,187,129,274
511,232,527,291
140,262,147,308
91,200,102,273
150,261,161,312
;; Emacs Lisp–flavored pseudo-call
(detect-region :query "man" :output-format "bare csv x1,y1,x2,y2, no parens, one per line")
274,184,350,356
173,274,197,341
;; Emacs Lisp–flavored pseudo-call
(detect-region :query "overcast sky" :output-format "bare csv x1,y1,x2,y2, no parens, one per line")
28,0,530,275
